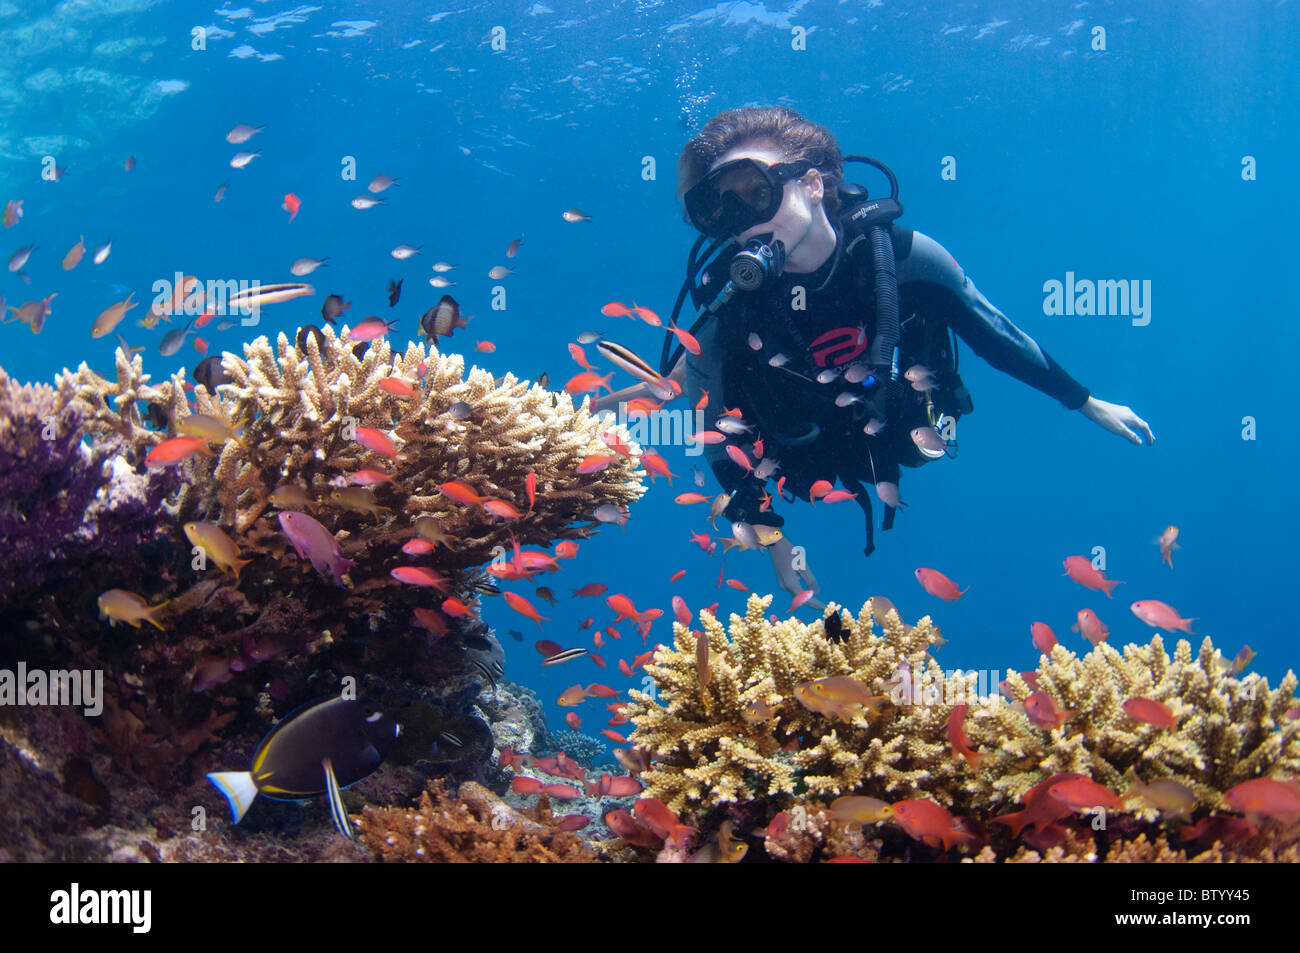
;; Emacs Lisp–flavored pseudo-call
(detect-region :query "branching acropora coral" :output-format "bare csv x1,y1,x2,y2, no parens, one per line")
59,329,646,569
628,594,1300,841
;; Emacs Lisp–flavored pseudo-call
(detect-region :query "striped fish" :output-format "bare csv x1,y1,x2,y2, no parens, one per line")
540,647,588,667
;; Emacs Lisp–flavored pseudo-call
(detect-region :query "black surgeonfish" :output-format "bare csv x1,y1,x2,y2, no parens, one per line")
206,695,400,840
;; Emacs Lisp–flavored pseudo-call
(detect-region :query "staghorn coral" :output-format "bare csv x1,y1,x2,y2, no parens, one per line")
184,327,644,547
60,331,645,568
629,594,1300,860
356,779,600,862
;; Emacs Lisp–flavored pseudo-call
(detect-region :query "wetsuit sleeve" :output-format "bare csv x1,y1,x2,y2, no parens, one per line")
898,231,1090,411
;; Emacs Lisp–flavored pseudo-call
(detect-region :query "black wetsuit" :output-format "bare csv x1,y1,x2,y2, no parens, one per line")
685,225,1089,534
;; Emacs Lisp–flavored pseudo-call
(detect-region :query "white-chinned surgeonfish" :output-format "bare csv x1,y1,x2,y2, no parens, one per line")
206,695,400,840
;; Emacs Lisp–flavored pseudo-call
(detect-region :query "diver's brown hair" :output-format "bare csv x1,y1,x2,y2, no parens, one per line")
676,106,845,222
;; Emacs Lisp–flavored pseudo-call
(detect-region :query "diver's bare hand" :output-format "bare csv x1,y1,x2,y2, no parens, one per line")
764,531,825,611
1081,396,1155,446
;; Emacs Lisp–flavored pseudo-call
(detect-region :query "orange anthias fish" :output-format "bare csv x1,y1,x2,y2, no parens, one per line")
481,498,522,520
504,591,549,629
282,192,301,222
1156,525,1180,567
808,479,833,503
1047,776,1122,811
1072,608,1109,646
640,450,678,485
992,773,1085,838
1021,691,1074,730
576,454,613,474
891,799,969,851
390,567,449,590
1223,778,1300,822
554,541,578,559
525,471,536,511
1130,600,1196,633
572,583,607,598
914,568,968,602
145,436,216,467
353,426,403,459
1061,555,1123,597
564,371,613,395
439,481,484,505
633,798,694,850
1030,621,1057,653
568,342,595,370
667,322,701,356
600,301,630,317
1122,697,1177,730
947,704,987,771
379,377,418,398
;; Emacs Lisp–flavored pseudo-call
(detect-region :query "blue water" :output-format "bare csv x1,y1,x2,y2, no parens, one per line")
2,0,1296,743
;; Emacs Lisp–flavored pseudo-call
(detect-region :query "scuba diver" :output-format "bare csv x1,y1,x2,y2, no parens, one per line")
596,107,1153,609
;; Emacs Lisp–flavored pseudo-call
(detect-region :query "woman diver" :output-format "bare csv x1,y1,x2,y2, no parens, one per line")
596,106,1153,609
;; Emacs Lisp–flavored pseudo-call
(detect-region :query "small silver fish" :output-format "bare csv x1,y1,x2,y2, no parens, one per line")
562,208,590,223
214,182,228,203
92,241,112,265
904,365,934,383
576,330,602,344
709,493,732,525
714,417,752,435
429,276,455,288
835,392,862,407
391,244,421,259
594,503,628,525
731,520,759,550
447,401,474,419
816,368,840,384
864,418,887,436
692,466,705,488
229,151,260,169
753,458,780,481
844,363,872,384
431,262,456,272
487,265,513,280
911,427,946,453
216,319,236,331
351,195,386,210
368,174,399,194
875,481,903,507
768,353,789,368
290,257,328,276
226,123,264,144
8,244,35,272
747,332,762,351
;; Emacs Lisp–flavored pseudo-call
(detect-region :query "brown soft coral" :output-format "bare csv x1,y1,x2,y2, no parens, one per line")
356,780,600,862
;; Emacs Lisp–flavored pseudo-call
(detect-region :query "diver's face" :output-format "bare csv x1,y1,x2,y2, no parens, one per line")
711,145,824,247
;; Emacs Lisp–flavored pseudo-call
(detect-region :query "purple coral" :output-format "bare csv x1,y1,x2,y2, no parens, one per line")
0,367,178,602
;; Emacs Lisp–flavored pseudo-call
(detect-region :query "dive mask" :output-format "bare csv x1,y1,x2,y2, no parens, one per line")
684,158,813,239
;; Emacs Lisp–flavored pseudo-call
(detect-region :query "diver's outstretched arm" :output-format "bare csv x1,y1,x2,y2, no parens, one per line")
765,531,825,611
591,354,686,415
1079,396,1155,445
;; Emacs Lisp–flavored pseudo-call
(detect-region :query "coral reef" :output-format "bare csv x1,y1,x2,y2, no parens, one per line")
0,367,176,601
628,594,1300,861
356,780,601,862
0,335,649,860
